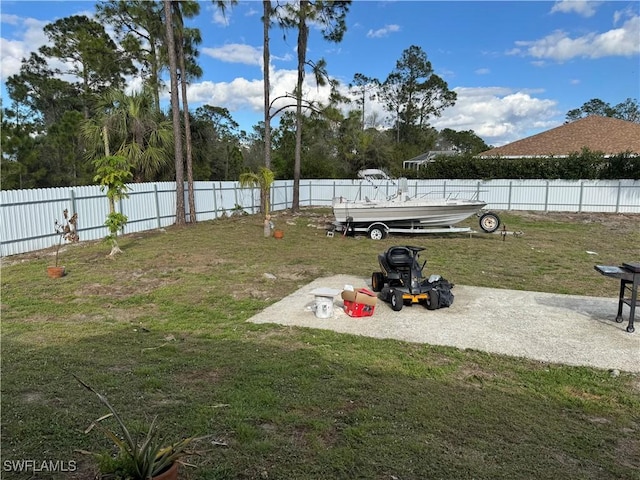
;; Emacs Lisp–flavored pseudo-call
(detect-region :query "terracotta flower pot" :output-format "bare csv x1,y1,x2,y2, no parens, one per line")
152,462,179,480
47,266,65,278
273,230,284,239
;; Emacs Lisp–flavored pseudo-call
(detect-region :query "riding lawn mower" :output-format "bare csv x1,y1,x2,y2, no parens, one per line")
371,245,454,311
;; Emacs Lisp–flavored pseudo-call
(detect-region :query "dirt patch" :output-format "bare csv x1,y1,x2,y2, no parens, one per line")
21,391,43,404
180,368,223,383
230,265,325,301
65,458,99,480
75,282,152,299
74,269,174,299
563,386,605,402
516,211,640,234
456,365,500,386
614,434,640,470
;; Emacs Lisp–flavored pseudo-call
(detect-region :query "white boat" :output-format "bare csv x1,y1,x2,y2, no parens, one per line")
332,170,499,238
332,196,487,226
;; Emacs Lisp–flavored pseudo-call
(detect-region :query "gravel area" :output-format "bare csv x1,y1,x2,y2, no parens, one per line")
248,274,640,373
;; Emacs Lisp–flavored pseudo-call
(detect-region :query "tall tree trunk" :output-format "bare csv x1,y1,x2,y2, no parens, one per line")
164,0,186,225
150,44,161,111
175,4,196,223
263,0,272,170
102,125,114,216
292,1,309,212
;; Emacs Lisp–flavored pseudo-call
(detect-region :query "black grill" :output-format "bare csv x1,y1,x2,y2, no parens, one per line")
595,262,640,333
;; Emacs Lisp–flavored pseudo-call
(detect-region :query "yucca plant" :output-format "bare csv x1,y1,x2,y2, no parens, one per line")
75,376,200,479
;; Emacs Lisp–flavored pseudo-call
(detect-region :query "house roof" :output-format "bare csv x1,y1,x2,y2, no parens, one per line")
478,116,640,158
403,150,458,169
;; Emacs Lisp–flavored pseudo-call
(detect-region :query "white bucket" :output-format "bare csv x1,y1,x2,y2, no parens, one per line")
314,295,334,319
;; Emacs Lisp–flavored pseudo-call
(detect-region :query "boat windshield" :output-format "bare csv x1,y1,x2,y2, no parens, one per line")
357,169,390,180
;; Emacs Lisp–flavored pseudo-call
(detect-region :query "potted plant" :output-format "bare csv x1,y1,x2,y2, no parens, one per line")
75,376,203,480
48,209,79,278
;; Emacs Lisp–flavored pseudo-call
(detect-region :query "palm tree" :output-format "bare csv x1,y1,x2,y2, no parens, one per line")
239,167,275,237
82,87,172,182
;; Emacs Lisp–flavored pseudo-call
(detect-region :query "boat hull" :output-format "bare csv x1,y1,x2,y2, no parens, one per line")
332,199,486,227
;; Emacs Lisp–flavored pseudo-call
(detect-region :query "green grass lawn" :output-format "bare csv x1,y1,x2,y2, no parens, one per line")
2,209,639,479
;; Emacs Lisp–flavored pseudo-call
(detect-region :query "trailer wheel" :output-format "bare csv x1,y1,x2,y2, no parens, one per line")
371,272,384,292
426,289,440,310
390,290,403,311
479,212,501,233
368,225,386,240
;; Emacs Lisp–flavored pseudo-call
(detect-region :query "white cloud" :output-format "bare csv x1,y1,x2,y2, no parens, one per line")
0,11,122,83
430,87,560,146
512,15,640,61
612,7,637,26
337,84,561,146
1,13,21,26
550,0,601,18
474,68,490,75
202,44,263,67
366,24,400,39
125,76,145,96
212,8,231,27
0,16,49,79
185,78,263,111
1,38,27,80
182,66,335,119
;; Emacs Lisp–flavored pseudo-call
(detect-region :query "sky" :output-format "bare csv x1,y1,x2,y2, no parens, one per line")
1,0,639,147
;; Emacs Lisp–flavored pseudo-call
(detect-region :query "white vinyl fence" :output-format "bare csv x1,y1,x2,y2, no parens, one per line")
1,178,639,257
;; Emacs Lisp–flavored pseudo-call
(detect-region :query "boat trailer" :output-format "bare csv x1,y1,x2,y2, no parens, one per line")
332,211,502,240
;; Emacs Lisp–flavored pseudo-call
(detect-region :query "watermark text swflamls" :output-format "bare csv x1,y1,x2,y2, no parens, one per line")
3,459,77,473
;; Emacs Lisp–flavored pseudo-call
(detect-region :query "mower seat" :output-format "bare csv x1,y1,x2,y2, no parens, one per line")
386,247,415,269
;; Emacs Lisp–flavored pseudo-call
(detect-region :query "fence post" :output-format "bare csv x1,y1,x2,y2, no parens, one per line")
153,184,161,228
507,181,513,210
615,180,622,213
212,183,218,219
119,193,125,234
544,181,549,212
70,189,77,215
578,181,584,212
271,184,275,211
233,182,239,215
